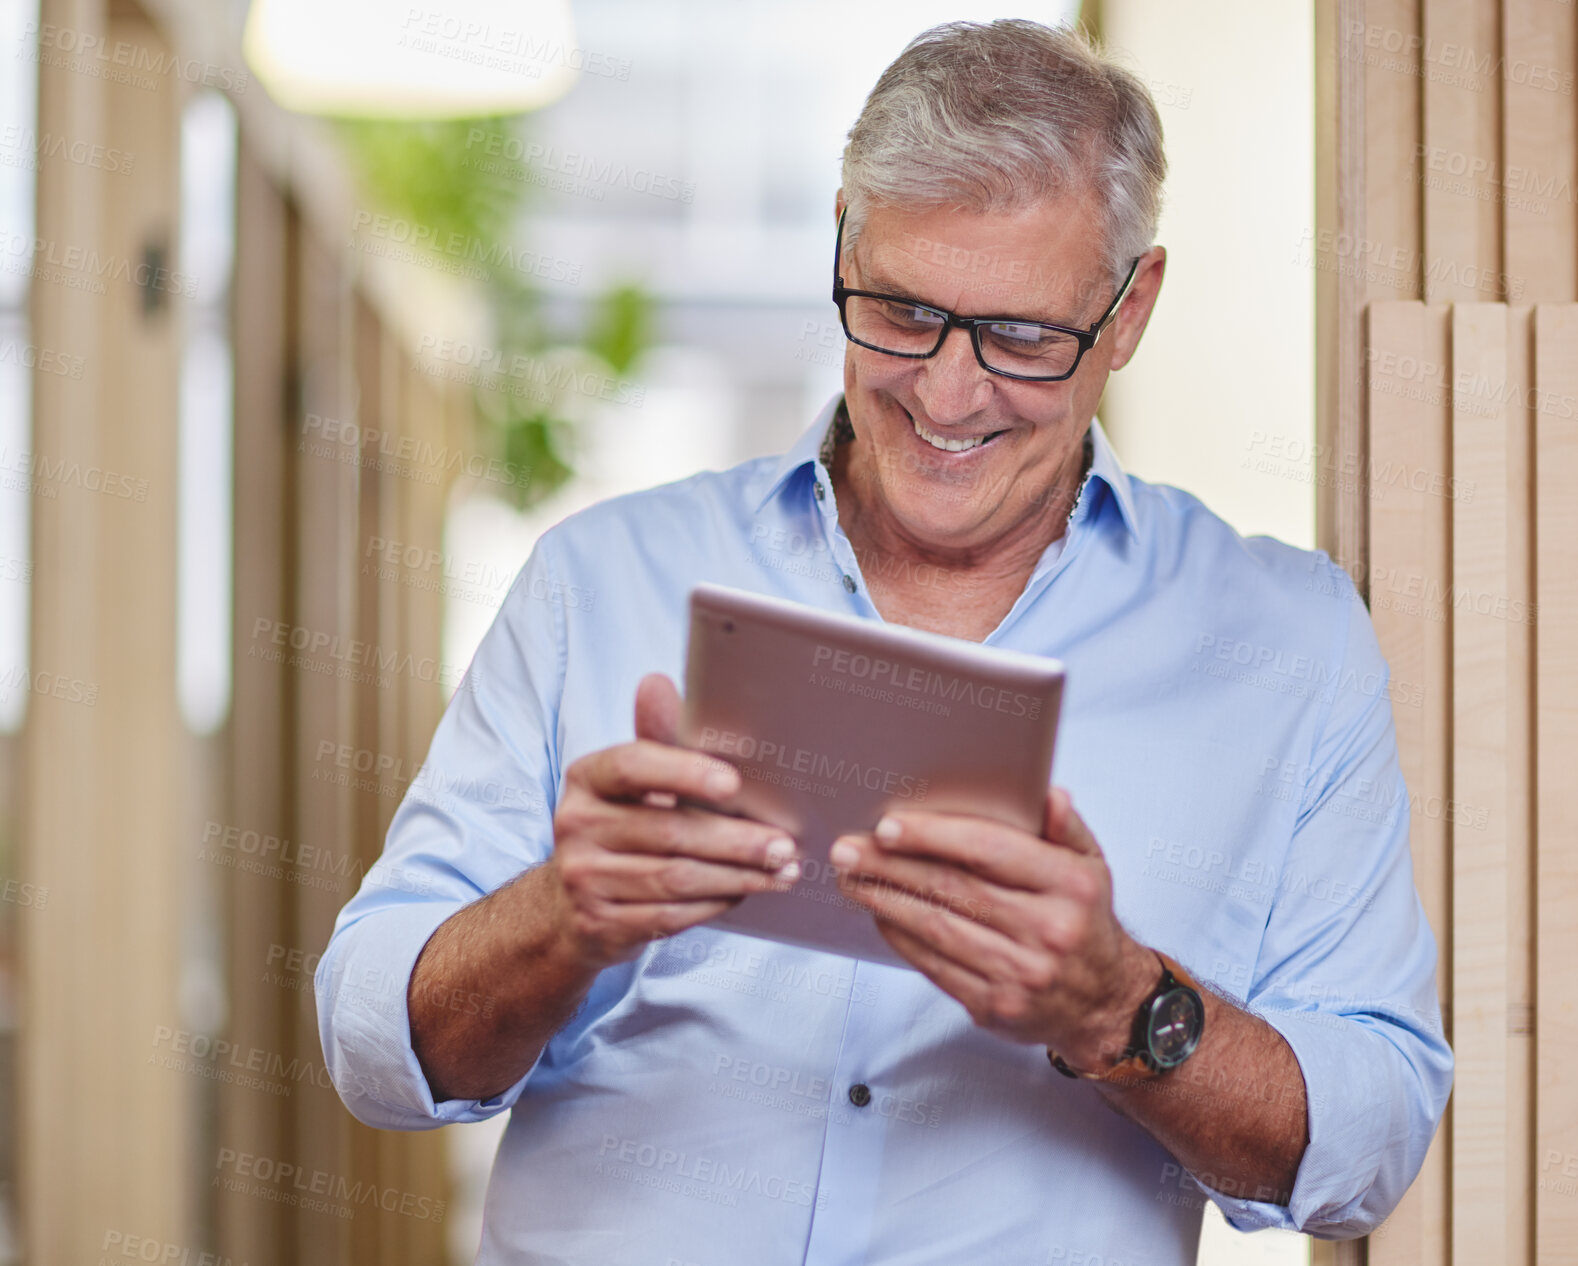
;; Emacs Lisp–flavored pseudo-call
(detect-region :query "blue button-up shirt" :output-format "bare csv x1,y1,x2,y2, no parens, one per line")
318,395,1452,1265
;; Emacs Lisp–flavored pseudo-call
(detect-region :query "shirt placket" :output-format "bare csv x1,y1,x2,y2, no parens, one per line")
810,463,879,617
797,959,900,1266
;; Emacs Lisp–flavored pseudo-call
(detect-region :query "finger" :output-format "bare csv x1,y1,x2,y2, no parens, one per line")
587,800,799,871
591,851,800,903
576,738,739,805
1043,788,1102,857
634,672,682,745
873,922,998,1020
832,834,1012,933
864,810,1082,892
841,865,1047,983
593,897,743,944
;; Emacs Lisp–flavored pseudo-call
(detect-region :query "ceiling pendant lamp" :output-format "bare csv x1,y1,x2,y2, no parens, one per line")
242,0,581,117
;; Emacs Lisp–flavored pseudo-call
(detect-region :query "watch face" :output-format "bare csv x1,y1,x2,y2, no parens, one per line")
1146,988,1204,1068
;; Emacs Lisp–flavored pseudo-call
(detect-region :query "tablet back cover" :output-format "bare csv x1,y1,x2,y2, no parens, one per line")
679,584,1064,967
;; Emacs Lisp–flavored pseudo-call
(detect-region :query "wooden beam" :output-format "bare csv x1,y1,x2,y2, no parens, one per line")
1535,302,1578,1265
1421,0,1504,302
1449,301,1510,1263
217,142,294,1266
1502,302,1536,1265
1365,299,1451,1266
1501,0,1578,303
20,2,109,1259
286,223,356,1266
21,2,188,1260
1317,0,1425,588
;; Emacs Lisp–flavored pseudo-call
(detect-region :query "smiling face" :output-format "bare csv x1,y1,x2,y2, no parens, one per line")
834,194,1163,565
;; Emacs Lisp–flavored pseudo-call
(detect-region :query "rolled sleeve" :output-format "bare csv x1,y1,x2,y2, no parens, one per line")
1199,560,1453,1235
315,536,568,1129
315,899,537,1128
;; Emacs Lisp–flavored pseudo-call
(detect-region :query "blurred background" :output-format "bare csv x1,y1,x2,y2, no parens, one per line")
0,0,1320,1262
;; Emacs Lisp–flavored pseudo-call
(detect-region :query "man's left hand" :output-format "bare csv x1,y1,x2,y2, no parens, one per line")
829,787,1158,1070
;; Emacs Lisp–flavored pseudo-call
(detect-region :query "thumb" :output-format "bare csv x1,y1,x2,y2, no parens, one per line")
1042,786,1101,856
634,672,682,744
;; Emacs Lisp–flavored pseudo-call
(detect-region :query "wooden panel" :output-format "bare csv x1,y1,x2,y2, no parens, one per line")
1502,303,1535,1265
21,1,109,1259
1365,300,1451,1266
1314,0,1345,565
366,316,451,1266
1422,0,1504,302
102,13,188,1250
21,3,188,1261
1450,301,1510,1263
1535,303,1578,1265
220,154,449,1266
1318,0,1578,1261
288,224,356,1266
398,353,455,1260
1501,0,1578,302
1317,0,1427,580
217,144,293,1266
1363,0,1425,304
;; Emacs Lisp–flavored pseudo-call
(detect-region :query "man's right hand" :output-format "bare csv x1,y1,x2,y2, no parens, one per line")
542,672,802,971
408,671,800,1102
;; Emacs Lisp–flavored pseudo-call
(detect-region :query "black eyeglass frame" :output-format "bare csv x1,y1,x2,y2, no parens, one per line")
831,206,1141,383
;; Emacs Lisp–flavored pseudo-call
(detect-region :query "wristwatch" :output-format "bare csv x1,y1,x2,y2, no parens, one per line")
1047,952,1205,1084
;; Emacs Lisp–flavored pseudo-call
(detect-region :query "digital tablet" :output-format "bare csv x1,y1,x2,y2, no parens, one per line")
678,583,1065,967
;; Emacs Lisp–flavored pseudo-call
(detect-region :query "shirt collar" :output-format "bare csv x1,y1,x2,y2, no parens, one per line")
1082,415,1140,539
751,393,845,512
752,393,1140,542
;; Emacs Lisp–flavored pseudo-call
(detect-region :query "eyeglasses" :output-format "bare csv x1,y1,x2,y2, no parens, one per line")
831,207,1140,383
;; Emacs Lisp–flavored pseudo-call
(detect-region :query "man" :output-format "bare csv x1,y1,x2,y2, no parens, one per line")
318,20,1451,1264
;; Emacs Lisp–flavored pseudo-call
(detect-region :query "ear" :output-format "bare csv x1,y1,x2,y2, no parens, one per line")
1106,245,1166,374
834,188,846,225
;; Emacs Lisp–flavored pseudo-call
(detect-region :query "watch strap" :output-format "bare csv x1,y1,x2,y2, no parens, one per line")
1047,952,1202,1084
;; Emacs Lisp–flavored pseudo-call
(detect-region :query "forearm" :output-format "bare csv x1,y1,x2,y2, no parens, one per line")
408,863,599,1103
1096,986,1308,1204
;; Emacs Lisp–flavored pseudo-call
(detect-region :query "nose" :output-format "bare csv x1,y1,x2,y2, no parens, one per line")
911,324,993,426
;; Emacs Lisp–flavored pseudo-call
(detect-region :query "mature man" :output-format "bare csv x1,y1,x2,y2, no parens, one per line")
318,20,1451,1264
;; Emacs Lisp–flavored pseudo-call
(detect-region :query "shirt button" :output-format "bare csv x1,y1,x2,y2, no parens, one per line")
841,574,857,593
848,1083,871,1107
814,481,826,501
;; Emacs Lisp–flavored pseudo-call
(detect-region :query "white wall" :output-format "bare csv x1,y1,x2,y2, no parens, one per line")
1097,1,1317,551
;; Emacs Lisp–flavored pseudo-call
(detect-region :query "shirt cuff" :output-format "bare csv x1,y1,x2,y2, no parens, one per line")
1192,1008,1398,1236
316,898,539,1130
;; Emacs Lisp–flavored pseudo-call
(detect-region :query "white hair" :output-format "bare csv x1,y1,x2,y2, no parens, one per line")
840,20,1167,288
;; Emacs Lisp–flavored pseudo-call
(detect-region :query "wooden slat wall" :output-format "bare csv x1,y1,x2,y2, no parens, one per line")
219,139,293,1266
1502,0,1578,294
1365,301,1452,1266
13,1,468,1261
1535,303,1578,1266
1318,0,1578,1262
20,2,187,1260
1422,1,1504,304
215,142,458,1266
1448,303,1511,1263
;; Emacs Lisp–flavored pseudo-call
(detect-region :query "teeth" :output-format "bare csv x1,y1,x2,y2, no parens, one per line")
912,416,991,452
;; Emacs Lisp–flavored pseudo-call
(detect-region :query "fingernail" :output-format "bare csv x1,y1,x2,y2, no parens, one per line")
775,861,801,884
829,840,858,869
874,816,901,843
765,837,795,869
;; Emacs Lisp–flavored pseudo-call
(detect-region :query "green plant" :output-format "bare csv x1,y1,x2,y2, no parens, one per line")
335,116,654,510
